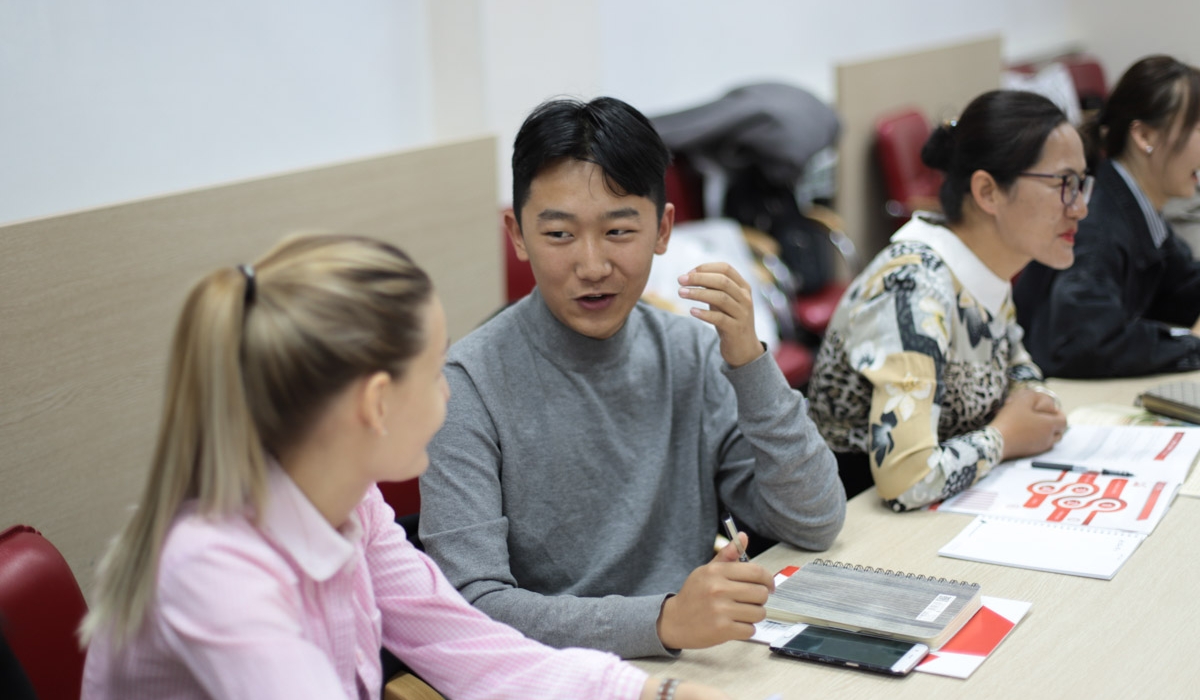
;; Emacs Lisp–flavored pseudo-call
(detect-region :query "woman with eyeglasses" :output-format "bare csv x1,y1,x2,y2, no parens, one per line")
807,90,1080,509
1015,55,1200,378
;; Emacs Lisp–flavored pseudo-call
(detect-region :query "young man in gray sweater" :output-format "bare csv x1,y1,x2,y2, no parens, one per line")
418,97,846,659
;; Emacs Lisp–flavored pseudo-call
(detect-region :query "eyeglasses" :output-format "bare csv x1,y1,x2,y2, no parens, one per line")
1017,171,1095,207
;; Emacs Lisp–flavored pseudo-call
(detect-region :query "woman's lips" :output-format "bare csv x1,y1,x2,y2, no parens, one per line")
1059,230,1076,244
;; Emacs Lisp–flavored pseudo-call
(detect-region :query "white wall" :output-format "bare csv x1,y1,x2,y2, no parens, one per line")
1068,0,1200,87
2,0,1092,224
479,0,1077,203
0,1,432,224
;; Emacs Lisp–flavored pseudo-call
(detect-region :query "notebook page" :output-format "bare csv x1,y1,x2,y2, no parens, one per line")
938,515,1146,580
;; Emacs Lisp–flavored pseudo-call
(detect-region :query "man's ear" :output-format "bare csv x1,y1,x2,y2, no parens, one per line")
358,371,392,436
969,169,1002,217
654,202,675,255
503,207,530,262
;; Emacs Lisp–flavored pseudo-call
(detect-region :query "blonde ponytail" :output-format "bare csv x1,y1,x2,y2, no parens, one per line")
82,234,431,647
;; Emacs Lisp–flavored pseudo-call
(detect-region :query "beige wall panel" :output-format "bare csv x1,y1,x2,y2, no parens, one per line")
836,37,1002,260
0,136,499,592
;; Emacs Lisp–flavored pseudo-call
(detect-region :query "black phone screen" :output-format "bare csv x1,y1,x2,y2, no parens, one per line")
775,626,922,670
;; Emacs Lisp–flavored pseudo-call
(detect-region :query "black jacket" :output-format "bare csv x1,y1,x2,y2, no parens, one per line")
1014,160,1200,378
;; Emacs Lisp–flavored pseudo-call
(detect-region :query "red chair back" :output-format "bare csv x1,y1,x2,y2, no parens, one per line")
377,479,422,518
0,525,88,700
665,154,706,224
1061,54,1107,106
875,108,942,223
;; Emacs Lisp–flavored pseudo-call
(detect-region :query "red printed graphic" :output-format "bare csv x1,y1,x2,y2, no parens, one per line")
1025,476,1127,525
1155,432,1184,460
1023,471,1067,507
1137,482,1166,521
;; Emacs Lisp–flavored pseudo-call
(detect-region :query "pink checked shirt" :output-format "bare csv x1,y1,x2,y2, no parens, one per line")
83,467,648,699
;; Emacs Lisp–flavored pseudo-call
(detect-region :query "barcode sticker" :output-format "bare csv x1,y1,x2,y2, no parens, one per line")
916,594,956,622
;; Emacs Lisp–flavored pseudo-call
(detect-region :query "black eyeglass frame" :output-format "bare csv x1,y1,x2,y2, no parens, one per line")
1016,171,1095,207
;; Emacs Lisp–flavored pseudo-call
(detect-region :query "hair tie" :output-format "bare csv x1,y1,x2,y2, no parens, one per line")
238,264,256,306
944,118,958,131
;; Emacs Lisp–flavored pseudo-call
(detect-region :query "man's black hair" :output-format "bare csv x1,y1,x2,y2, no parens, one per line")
511,96,670,227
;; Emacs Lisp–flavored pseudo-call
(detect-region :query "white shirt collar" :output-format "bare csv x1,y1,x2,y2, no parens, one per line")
892,214,1010,316
260,462,361,582
1111,160,1169,249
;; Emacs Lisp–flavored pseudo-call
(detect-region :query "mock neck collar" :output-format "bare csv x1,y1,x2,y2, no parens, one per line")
517,287,643,373
893,215,1010,317
260,462,360,582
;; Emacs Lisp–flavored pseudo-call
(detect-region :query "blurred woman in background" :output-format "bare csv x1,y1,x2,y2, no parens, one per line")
1016,55,1200,378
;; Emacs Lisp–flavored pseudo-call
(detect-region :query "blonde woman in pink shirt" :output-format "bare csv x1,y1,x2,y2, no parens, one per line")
79,234,727,700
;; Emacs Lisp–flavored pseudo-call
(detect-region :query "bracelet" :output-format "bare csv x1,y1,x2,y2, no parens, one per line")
657,678,681,700
1024,383,1062,410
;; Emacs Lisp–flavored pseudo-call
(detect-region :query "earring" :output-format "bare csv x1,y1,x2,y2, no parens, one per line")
376,425,388,438
1146,146,1154,154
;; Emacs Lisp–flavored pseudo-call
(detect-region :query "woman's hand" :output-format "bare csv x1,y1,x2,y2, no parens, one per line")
989,388,1068,460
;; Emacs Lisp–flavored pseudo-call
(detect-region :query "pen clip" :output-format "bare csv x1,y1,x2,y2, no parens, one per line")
722,513,751,563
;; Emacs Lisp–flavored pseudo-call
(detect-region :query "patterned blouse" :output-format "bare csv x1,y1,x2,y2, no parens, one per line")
808,215,1052,511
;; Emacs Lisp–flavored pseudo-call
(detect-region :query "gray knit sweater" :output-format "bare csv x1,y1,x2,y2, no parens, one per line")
419,289,845,658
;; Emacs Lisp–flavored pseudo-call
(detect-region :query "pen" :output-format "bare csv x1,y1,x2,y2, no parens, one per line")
1031,461,1135,477
722,513,750,563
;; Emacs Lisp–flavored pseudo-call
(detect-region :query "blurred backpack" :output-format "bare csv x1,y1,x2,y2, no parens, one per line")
722,166,835,295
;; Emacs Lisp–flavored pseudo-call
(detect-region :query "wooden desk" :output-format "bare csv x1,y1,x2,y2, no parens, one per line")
633,372,1200,698
1046,370,1200,414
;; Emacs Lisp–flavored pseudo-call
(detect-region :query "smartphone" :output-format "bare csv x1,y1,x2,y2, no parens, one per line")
769,624,929,677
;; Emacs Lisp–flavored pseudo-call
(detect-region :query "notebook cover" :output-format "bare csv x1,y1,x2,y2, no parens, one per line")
764,559,981,646
1140,382,1200,425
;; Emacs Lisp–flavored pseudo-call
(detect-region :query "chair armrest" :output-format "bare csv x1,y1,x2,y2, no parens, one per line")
383,672,445,700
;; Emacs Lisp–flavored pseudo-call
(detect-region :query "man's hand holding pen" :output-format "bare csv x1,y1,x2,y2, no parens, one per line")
655,533,775,650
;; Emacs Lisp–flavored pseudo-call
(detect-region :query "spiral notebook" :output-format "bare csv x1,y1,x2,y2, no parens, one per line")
938,515,1146,580
764,559,982,647
1138,381,1200,425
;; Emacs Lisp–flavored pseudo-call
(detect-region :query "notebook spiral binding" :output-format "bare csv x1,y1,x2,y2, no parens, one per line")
811,558,979,588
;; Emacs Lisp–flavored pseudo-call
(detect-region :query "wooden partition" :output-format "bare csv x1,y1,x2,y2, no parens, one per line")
0,136,499,592
836,36,1003,259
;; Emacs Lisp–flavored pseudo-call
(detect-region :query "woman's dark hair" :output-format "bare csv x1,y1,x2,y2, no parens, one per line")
511,96,670,226
1084,55,1200,166
921,90,1069,223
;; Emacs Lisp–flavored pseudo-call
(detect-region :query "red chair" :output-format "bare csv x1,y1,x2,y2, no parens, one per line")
377,479,422,520
665,153,707,224
875,108,942,229
1060,54,1107,109
0,525,89,700
1009,54,1107,112
792,281,846,338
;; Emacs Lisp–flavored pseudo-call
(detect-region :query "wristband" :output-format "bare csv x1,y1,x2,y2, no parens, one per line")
657,678,681,700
